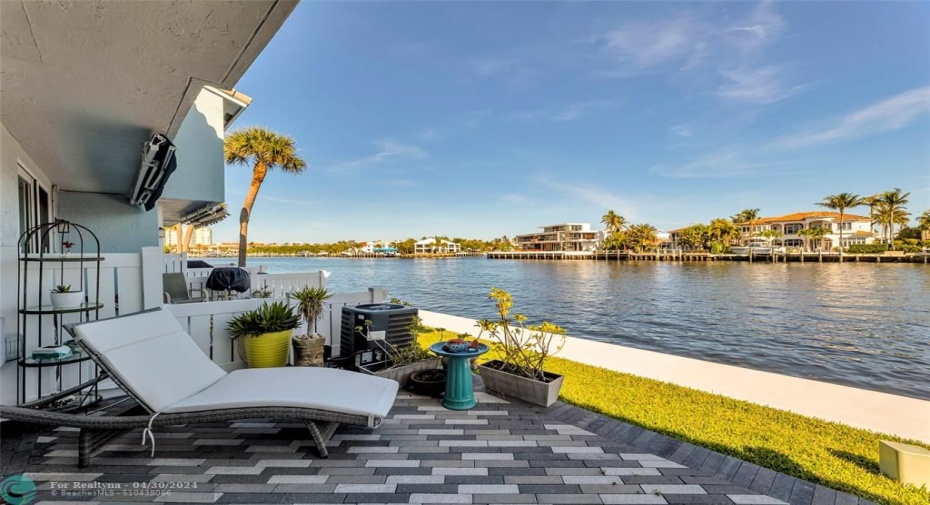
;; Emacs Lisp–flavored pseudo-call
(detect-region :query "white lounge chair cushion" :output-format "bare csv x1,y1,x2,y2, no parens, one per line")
162,367,399,421
72,309,226,412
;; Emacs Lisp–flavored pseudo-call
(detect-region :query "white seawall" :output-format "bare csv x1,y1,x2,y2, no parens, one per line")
420,310,930,443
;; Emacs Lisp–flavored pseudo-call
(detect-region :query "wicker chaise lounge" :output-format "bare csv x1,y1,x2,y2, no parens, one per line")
0,308,399,467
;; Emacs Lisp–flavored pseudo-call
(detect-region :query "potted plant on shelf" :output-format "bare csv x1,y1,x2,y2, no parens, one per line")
227,301,300,368
476,287,566,407
290,286,332,366
50,284,83,309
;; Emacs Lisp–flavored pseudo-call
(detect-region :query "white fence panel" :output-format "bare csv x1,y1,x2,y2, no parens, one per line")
163,253,187,274
253,272,327,298
167,297,287,370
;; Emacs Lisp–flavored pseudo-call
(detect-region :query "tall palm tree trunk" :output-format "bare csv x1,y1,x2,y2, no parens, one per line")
838,211,844,255
181,224,195,253
238,163,268,267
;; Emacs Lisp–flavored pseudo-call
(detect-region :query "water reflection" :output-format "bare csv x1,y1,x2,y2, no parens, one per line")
255,257,929,399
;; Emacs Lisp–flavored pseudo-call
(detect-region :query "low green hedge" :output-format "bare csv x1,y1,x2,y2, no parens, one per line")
848,244,889,254
416,330,929,505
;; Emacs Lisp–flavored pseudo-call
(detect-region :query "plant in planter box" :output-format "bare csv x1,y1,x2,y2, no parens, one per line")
227,301,300,368
476,287,566,407
50,284,84,309
356,300,443,390
290,286,332,366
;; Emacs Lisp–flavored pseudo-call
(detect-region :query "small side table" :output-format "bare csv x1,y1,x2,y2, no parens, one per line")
429,342,489,410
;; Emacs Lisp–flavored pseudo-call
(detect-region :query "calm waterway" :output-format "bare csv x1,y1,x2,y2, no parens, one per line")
244,257,929,400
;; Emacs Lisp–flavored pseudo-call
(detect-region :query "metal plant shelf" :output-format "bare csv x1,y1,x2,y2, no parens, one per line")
19,350,92,368
19,303,105,315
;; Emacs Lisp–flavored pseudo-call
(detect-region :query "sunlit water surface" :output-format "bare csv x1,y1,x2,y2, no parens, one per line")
237,257,929,399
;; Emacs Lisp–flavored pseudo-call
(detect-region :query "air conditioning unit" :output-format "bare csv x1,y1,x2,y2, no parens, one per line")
339,303,418,361
129,133,177,211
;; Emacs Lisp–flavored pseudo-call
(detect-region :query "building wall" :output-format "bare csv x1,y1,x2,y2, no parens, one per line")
0,122,55,404
57,192,159,253
160,87,227,204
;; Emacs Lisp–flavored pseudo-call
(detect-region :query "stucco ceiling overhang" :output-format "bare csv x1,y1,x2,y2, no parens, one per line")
1,0,296,196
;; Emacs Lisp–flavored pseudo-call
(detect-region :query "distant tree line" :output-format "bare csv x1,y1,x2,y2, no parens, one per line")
600,188,929,253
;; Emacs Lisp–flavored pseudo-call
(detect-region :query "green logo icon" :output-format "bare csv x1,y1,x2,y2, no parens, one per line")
0,475,36,505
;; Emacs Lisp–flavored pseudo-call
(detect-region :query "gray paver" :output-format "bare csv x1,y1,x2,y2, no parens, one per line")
5,393,858,505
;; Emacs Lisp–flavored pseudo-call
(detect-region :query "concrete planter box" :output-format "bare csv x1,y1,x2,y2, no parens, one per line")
478,360,564,407
360,357,441,390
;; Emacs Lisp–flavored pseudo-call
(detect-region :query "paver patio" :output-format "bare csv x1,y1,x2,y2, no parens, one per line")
1,389,873,505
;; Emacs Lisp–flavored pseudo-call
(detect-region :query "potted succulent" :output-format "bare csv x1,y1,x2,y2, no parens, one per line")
290,286,332,366
227,301,300,368
50,284,83,309
476,288,566,407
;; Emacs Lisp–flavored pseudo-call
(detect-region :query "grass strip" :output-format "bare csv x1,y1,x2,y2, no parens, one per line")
417,330,930,505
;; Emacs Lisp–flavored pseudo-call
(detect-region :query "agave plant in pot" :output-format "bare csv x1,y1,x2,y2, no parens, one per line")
227,301,300,368
476,287,566,407
290,286,332,366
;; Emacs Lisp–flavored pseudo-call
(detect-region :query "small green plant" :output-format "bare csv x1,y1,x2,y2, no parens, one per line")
53,284,73,293
227,301,300,340
476,287,565,381
251,286,273,298
291,286,332,334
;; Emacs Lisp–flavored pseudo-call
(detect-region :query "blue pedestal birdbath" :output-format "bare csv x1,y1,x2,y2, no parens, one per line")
429,342,489,410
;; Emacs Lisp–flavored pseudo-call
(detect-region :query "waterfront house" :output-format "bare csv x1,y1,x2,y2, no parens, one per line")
0,0,297,406
515,223,605,252
737,211,875,250
414,237,462,254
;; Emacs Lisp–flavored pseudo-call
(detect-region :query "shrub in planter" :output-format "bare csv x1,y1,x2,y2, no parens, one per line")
476,288,566,407
290,286,332,366
358,308,442,389
228,301,300,368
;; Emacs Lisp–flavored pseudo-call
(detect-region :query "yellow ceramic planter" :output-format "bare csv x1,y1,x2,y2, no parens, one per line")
243,330,292,368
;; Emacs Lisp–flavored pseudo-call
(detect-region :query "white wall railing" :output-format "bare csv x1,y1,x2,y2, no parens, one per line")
165,288,387,369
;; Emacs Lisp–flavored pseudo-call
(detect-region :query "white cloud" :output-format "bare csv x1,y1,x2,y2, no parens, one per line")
650,147,766,178
601,16,708,70
772,87,930,149
716,66,808,104
534,177,640,220
671,125,694,138
500,194,530,205
417,128,436,141
331,140,427,171
469,58,515,77
598,2,803,104
508,100,618,123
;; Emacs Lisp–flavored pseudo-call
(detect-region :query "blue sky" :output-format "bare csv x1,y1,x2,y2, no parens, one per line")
213,1,930,244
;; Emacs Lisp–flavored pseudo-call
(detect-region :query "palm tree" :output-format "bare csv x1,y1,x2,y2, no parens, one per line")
879,188,910,250
626,223,658,252
862,194,881,236
601,210,627,235
919,209,930,234
799,226,830,252
224,127,307,267
731,209,761,243
708,218,738,246
816,193,862,253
